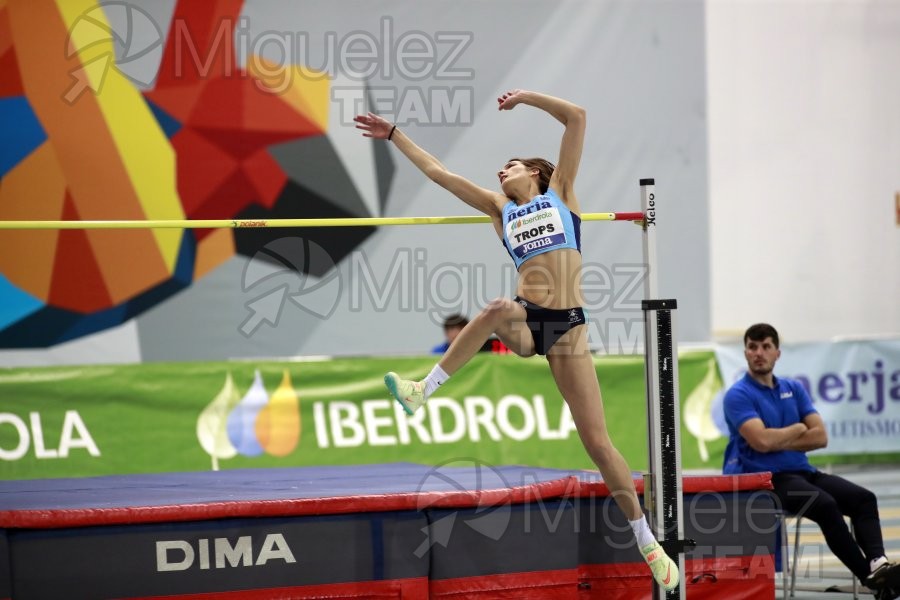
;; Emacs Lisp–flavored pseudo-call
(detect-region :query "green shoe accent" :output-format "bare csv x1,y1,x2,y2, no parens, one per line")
640,541,679,591
384,372,425,415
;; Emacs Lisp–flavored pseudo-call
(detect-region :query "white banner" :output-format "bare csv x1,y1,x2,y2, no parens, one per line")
714,339,900,455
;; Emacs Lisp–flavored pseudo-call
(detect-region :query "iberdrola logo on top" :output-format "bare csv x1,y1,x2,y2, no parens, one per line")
196,370,300,470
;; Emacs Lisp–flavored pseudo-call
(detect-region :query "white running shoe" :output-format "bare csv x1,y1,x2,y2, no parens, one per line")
384,372,425,415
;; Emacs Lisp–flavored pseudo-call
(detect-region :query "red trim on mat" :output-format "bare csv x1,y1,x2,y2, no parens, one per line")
135,577,429,599
430,569,578,597
0,477,574,529
680,473,773,493
562,472,773,499
0,473,773,530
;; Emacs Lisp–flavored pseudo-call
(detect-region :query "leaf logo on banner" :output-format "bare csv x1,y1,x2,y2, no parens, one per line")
255,370,301,457
683,358,724,462
196,372,241,471
226,369,269,457
197,369,303,467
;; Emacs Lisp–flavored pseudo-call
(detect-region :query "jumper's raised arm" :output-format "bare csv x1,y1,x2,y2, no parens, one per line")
497,90,586,206
353,112,505,235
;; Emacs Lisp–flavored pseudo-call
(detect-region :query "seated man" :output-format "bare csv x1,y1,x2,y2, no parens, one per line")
723,323,899,599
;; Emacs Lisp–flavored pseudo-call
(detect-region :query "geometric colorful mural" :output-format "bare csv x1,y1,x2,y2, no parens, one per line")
0,0,394,347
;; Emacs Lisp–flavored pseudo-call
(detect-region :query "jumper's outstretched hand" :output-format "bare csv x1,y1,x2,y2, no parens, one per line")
354,112,393,139
497,89,527,110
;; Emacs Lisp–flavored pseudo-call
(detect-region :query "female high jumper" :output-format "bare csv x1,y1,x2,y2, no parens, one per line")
354,89,678,591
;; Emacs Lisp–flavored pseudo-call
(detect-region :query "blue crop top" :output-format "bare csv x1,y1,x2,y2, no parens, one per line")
500,189,582,269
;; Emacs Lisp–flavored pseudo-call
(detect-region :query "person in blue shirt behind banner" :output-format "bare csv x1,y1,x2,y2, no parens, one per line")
432,314,510,355
723,323,899,599
431,314,469,354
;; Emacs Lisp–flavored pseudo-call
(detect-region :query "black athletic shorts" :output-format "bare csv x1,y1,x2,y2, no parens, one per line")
514,296,587,355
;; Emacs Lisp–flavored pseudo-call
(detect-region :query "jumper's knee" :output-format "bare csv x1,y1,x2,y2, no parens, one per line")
582,433,617,467
481,297,517,325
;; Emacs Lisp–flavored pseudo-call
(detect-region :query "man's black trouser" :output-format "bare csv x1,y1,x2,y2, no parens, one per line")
772,470,884,581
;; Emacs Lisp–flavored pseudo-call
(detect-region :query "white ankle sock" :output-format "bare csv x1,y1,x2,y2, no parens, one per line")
423,364,450,399
629,516,657,549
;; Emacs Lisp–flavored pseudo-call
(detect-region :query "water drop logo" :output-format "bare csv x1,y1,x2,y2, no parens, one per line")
197,369,301,469
196,372,241,471
227,370,269,457
255,371,301,457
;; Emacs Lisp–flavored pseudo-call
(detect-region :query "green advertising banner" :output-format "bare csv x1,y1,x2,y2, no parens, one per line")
0,351,726,480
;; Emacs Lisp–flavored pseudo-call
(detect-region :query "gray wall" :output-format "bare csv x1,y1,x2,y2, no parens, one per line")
150,0,710,361
707,0,900,342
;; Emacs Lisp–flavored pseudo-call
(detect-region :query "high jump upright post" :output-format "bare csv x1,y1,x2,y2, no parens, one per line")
639,178,693,599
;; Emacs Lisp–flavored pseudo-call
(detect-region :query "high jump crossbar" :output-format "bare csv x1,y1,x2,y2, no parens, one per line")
0,212,645,230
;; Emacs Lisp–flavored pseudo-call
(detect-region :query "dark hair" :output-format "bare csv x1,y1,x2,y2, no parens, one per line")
744,323,780,348
508,157,555,194
443,314,469,330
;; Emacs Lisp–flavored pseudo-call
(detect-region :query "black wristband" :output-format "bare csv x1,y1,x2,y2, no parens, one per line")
388,125,397,141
